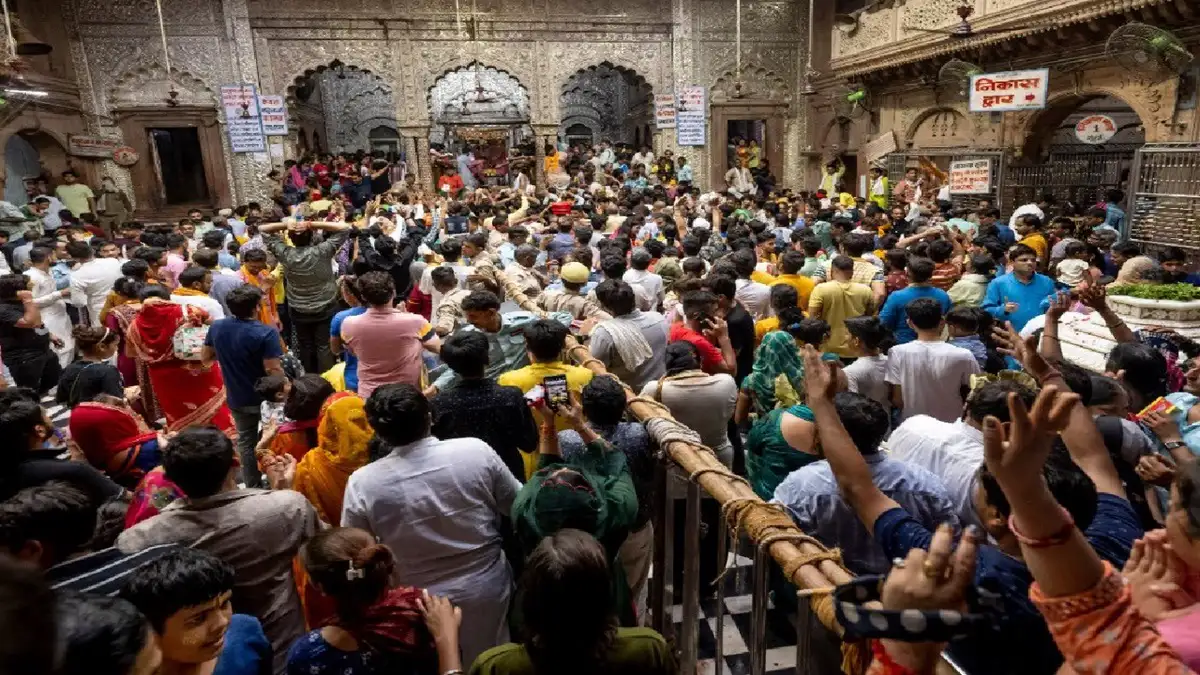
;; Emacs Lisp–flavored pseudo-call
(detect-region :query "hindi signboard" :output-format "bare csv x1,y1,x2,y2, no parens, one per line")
654,94,676,129
67,135,121,159
1075,114,1117,145
221,84,266,153
675,86,707,146
258,95,289,136
948,159,992,195
862,131,898,164
968,68,1048,113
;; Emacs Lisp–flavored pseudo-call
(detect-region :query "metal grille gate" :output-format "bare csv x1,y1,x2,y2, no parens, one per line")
1002,145,1138,218
884,150,1005,212
1128,143,1200,254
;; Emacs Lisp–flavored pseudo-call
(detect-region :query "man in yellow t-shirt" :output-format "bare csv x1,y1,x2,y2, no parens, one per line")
808,256,875,357
55,170,95,217
497,318,594,432
770,250,816,312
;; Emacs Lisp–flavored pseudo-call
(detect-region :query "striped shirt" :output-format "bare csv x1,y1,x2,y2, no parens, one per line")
47,543,181,595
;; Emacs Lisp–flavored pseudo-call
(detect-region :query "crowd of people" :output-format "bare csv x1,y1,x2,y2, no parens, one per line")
3,142,1200,675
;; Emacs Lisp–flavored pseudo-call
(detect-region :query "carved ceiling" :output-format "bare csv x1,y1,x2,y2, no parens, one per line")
429,63,530,125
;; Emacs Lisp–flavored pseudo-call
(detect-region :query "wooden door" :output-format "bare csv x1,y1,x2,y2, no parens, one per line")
115,106,230,220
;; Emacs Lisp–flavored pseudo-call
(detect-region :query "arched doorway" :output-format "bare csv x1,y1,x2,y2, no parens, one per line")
428,62,530,188
3,131,68,206
290,60,397,155
368,125,400,157
1005,94,1144,216
559,62,653,148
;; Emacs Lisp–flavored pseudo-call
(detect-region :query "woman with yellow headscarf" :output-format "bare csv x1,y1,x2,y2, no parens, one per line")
288,392,375,628
293,392,374,524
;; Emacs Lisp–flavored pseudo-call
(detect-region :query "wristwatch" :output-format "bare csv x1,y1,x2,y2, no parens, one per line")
1165,441,1186,450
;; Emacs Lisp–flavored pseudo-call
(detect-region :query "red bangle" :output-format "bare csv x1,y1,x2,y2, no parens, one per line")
871,640,921,675
1008,507,1076,548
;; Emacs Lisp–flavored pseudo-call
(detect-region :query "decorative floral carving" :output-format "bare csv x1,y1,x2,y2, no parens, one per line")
711,64,790,102
899,0,973,34
834,7,894,58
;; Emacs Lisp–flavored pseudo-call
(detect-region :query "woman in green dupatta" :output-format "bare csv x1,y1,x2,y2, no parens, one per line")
739,321,841,499
511,395,639,626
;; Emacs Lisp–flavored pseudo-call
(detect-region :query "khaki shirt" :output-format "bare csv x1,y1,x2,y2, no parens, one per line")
537,288,611,320
434,287,472,335
505,263,543,299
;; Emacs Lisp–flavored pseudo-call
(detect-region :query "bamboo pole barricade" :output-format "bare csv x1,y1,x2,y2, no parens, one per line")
485,266,860,670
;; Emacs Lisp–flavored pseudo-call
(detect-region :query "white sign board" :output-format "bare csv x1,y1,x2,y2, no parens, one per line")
1075,114,1117,145
221,84,266,153
654,94,676,129
675,86,707,146
948,159,992,195
968,68,1049,113
67,135,121,159
258,95,289,136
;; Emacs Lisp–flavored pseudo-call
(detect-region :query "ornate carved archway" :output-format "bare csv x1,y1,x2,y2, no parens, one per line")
559,62,652,146
427,61,530,129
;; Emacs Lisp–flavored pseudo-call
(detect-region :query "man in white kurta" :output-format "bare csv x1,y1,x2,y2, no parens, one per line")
342,431,522,666
66,241,123,327
24,248,73,366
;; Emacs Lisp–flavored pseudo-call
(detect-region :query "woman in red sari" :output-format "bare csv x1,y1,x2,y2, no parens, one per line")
125,285,235,436
103,276,160,421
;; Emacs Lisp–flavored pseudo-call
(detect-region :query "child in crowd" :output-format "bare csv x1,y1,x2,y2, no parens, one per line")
1054,241,1092,289
948,253,995,309
255,373,291,428
945,306,1005,372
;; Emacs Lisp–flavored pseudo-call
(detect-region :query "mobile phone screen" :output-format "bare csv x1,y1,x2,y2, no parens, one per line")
543,374,569,408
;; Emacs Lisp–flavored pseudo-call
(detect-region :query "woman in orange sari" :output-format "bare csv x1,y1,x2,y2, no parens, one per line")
277,392,371,628
125,285,234,436
293,392,372,523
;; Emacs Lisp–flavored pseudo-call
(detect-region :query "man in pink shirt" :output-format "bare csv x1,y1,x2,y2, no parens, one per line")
163,233,190,290
341,271,441,400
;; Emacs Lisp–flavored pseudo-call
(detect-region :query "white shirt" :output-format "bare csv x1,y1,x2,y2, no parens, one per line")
69,257,123,326
885,340,980,423
1009,202,1045,229
886,416,985,528
631,152,654,168
341,435,521,665
844,354,890,411
622,269,664,310
734,278,772,320
171,292,225,320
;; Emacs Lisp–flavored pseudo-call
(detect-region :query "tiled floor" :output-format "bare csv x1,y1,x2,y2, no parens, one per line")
664,553,807,675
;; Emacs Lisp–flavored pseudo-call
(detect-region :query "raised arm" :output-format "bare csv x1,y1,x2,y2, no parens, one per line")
1038,292,1070,364
801,345,899,532
1079,284,1136,344
994,324,1126,499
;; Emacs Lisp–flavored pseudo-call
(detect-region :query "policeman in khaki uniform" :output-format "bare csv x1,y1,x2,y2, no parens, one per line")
536,261,610,320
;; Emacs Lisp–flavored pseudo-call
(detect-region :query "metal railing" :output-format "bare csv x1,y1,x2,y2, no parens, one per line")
487,267,860,675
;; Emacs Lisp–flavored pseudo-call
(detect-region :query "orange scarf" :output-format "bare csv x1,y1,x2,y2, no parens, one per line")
239,265,281,330
171,287,208,298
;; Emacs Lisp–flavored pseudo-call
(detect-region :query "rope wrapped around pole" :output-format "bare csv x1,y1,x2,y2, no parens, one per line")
485,266,856,629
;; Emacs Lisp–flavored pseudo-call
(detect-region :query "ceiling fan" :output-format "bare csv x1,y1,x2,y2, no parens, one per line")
902,4,1036,39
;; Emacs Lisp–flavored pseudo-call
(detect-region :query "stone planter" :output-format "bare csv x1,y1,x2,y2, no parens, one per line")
1059,294,1200,372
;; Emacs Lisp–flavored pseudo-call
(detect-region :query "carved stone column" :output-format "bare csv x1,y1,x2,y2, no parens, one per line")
399,125,432,191
402,135,419,185
533,124,559,189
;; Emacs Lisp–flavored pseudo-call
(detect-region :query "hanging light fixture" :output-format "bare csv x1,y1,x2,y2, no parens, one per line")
800,0,818,96
154,0,179,105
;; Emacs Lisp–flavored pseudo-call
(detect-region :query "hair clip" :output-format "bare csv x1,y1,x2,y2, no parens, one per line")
788,323,802,331
345,563,365,581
